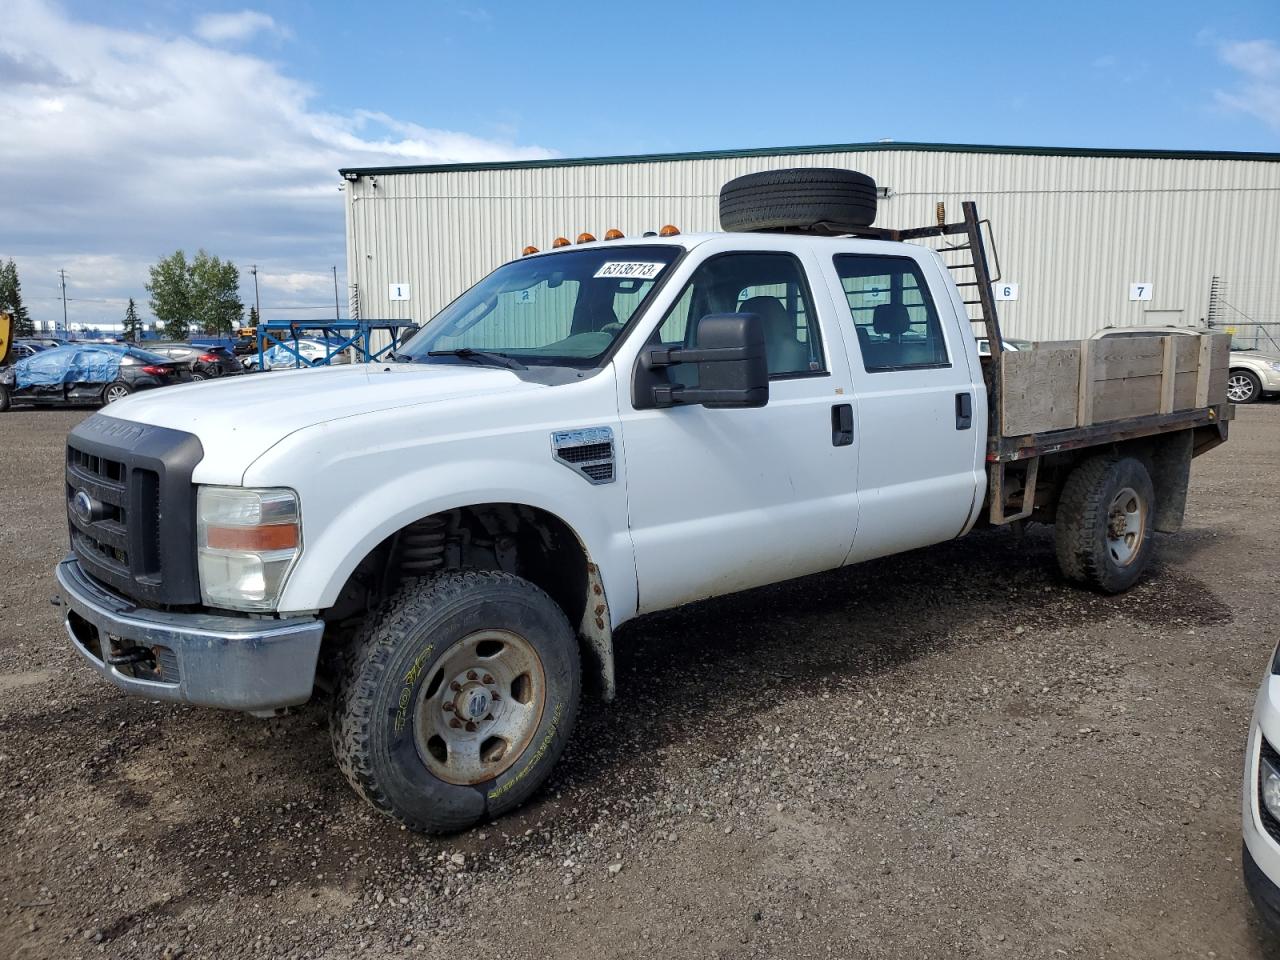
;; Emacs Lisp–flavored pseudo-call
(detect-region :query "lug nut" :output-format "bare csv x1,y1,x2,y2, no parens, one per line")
450,681,462,692
442,702,455,712
465,721,477,732
466,670,478,681
482,674,494,684
490,691,501,701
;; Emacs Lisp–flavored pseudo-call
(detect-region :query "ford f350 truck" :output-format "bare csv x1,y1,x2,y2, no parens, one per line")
56,169,1232,832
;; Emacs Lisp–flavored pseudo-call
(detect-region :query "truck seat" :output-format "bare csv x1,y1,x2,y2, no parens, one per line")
739,296,809,375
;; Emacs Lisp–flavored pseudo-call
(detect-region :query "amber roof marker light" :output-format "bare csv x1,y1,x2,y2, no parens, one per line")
521,245,539,256
659,224,681,237
576,232,597,244
552,236,571,248
604,228,625,241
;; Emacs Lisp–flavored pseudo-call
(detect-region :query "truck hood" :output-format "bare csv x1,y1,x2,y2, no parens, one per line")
99,363,543,483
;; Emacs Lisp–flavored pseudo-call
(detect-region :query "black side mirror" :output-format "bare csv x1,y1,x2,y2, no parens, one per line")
634,312,769,410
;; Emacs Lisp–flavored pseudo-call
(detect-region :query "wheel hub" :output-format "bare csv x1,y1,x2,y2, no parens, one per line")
413,629,546,785
1105,486,1146,566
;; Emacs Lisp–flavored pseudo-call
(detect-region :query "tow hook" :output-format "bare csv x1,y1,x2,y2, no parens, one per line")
106,646,155,667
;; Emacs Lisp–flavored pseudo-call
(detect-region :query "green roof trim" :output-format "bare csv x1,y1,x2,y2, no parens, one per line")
339,140,1280,178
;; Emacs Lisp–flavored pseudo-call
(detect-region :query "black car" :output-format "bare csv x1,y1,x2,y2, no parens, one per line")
9,341,47,361
144,342,244,380
0,343,192,411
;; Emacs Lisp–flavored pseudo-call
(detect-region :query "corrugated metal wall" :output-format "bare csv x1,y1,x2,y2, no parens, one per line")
343,147,1280,343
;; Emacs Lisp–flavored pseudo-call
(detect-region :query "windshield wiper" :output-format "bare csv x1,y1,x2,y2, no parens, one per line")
426,348,526,370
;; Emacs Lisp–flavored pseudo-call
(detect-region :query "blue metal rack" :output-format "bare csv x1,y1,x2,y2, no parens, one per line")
256,319,419,370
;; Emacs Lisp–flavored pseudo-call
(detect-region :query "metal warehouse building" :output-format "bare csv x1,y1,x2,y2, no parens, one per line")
340,141,1280,344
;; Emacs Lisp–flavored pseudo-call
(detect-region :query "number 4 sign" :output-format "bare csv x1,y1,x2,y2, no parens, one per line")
1129,282,1153,301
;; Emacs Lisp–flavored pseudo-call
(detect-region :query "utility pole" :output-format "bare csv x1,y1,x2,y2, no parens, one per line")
59,268,68,337
251,265,261,326
332,265,340,320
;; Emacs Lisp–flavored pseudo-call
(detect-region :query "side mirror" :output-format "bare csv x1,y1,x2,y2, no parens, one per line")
634,312,769,410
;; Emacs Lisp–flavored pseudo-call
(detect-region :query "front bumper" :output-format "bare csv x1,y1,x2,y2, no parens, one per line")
56,557,324,712
1243,670,1280,933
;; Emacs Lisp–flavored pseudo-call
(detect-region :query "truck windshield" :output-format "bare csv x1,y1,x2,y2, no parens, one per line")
400,246,682,368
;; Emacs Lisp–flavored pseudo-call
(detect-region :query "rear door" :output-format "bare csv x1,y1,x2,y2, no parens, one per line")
817,245,985,563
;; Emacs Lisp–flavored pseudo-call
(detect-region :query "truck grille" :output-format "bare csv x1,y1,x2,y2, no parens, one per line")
65,415,204,607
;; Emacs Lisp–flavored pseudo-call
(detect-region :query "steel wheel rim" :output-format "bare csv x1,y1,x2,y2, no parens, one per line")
413,629,546,785
1227,374,1255,402
1106,486,1146,566
104,385,129,403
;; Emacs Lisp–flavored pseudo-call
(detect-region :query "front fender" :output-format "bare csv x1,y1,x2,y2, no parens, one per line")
267,453,637,627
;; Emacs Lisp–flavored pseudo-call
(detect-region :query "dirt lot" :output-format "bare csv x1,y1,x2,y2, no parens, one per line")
2,405,1279,959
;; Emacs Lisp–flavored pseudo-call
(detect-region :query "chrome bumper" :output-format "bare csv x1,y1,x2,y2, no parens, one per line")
56,557,324,712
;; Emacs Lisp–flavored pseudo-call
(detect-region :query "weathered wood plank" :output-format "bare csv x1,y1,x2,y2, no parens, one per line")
1207,364,1228,405
1173,335,1200,374
1208,332,1230,370
1077,339,1093,427
1159,337,1176,414
1001,343,1082,435
1173,370,1198,410
1195,335,1214,408
1090,337,1166,381
1091,374,1163,423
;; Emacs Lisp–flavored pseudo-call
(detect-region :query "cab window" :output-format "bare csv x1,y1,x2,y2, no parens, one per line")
653,252,824,381
833,255,949,372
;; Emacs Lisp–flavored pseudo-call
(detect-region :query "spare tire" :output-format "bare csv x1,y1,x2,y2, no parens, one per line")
720,168,878,233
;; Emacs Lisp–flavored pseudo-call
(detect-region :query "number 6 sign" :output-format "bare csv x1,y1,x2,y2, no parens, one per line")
993,282,1019,301
1129,282,1153,301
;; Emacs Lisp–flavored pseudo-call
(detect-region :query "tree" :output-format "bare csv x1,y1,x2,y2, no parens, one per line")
122,298,143,342
248,305,260,328
147,250,193,340
0,259,34,337
190,251,243,336
146,249,243,339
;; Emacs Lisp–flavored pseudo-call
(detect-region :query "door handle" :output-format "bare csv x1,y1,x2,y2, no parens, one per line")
831,403,854,446
955,392,973,430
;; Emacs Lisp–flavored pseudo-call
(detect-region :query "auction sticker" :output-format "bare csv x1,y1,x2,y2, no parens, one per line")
594,262,666,280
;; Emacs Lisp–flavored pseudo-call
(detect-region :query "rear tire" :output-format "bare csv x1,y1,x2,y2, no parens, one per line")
1055,455,1156,594
720,167,878,233
1228,369,1261,404
0,384,10,412
330,571,581,833
102,381,132,404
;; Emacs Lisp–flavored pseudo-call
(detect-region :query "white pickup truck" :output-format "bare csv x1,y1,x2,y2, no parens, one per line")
56,169,1232,832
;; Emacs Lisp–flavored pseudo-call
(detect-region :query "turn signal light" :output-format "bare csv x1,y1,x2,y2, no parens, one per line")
576,232,596,244
552,236,571,248
659,224,681,237
604,228,624,240
204,523,299,552
522,245,539,256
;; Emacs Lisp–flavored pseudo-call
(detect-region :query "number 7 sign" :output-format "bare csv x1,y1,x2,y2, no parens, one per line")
1129,282,1153,301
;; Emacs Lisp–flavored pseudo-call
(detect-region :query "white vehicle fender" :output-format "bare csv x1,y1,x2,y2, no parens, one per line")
269,455,637,629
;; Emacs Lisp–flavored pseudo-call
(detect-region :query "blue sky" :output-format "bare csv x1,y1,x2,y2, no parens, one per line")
2,0,1277,329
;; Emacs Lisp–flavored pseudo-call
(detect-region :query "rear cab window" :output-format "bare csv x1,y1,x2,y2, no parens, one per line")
833,254,950,373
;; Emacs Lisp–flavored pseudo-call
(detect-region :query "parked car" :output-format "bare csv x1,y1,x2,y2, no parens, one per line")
1091,325,1280,404
145,342,244,380
24,337,70,350
976,336,1033,356
0,343,192,411
247,337,353,371
1242,651,1280,933
11,340,48,361
54,170,1235,833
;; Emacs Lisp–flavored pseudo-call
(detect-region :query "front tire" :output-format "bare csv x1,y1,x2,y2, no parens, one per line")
1054,455,1156,594
0,384,9,412
330,571,581,833
1228,369,1261,404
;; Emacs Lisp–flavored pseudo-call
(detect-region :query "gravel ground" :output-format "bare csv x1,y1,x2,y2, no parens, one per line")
2,405,1279,960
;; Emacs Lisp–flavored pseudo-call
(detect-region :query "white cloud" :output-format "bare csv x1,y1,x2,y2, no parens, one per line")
1213,37,1280,131
0,0,555,331
194,10,286,44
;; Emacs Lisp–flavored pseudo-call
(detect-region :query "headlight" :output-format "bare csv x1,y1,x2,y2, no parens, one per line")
197,486,301,611
1269,362,1280,373
1262,748,1280,821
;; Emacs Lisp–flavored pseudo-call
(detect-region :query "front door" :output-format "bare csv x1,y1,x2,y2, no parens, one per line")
619,247,860,615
